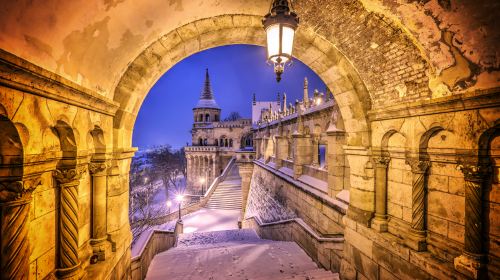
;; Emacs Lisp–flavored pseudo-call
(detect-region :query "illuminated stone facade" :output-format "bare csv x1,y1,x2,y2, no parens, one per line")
0,1,498,279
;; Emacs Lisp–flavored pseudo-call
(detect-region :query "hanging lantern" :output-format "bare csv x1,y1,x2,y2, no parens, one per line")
263,0,299,82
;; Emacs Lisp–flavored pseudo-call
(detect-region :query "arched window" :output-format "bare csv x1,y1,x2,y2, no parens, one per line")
198,138,203,146
215,139,218,146
198,114,203,122
225,139,228,147
205,114,210,122
204,138,208,146
214,114,219,121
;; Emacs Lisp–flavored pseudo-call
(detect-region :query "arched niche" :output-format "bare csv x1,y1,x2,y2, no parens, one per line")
0,114,23,179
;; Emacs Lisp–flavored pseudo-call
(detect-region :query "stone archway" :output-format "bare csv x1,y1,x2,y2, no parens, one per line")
111,14,372,151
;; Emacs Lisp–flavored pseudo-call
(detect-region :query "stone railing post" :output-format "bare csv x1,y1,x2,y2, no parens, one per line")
454,163,489,279
0,176,42,280
371,156,390,232
275,136,288,169
326,129,346,197
311,136,319,166
53,166,86,279
236,150,255,220
89,160,111,261
405,158,430,251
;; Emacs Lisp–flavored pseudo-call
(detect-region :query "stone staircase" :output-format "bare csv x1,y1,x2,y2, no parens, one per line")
205,164,242,210
146,229,339,280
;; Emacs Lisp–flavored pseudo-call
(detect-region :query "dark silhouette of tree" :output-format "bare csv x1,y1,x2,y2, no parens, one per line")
224,111,242,121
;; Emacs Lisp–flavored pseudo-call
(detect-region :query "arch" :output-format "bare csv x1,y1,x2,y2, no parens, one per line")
89,125,106,153
477,123,500,278
53,120,77,167
198,138,203,146
112,14,371,150
0,114,23,179
205,114,210,122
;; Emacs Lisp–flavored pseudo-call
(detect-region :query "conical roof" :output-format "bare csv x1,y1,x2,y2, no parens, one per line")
195,69,220,109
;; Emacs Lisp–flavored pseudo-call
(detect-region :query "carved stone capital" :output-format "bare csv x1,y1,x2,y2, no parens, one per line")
373,156,390,168
0,176,42,203
405,158,430,174
53,166,86,185
457,163,490,182
89,161,111,176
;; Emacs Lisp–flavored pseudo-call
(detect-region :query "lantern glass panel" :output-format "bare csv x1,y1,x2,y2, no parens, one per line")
266,24,280,60
281,25,295,57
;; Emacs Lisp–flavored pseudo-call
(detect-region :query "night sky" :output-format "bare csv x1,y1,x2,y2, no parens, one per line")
132,45,326,150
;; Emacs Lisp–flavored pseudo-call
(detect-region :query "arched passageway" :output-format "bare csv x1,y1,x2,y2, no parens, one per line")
0,1,498,279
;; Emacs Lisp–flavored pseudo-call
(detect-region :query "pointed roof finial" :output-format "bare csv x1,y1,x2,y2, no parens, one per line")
253,93,256,105
200,68,214,100
195,68,220,109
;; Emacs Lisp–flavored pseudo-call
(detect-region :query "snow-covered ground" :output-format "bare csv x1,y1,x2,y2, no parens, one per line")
132,208,240,257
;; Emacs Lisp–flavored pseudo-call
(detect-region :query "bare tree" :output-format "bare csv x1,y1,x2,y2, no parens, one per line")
224,111,242,121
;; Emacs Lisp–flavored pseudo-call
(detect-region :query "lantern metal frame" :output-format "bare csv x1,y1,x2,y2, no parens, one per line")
263,0,299,82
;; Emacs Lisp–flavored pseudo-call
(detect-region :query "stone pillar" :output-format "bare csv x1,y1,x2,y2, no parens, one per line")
89,161,111,260
0,176,42,280
405,158,430,251
454,163,488,279
275,136,288,169
185,155,191,187
371,157,390,232
211,155,216,182
326,130,346,197
236,151,255,219
254,137,262,159
344,146,374,227
53,166,86,279
311,136,319,166
292,134,311,179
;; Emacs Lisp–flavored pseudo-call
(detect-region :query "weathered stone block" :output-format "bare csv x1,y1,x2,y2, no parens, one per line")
344,243,378,280
34,188,55,218
372,243,429,279
428,191,465,224
345,228,373,258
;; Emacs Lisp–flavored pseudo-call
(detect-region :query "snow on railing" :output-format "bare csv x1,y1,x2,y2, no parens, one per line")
246,215,344,243
131,229,176,280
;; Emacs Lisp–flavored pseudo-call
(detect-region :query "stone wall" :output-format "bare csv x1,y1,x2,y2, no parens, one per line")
246,163,345,237
0,50,131,279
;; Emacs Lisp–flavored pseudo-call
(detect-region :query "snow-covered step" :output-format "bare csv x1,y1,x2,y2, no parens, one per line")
146,229,338,280
205,164,243,210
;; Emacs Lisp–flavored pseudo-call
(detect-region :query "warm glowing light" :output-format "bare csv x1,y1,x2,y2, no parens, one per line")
175,194,184,202
263,0,299,82
166,200,172,207
315,98,322,106
199,177,206,184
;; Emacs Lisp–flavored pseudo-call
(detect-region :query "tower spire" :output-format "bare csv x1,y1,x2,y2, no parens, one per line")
200,68,215,100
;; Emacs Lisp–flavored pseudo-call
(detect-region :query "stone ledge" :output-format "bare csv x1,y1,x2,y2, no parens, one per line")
368,87,500,121
0,49,119,116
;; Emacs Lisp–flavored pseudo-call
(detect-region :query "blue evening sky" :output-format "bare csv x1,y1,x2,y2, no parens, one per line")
132,45,326,150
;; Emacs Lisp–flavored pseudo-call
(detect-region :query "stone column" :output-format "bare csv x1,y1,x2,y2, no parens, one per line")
326,129,346,197
185,155,191,187
53,166,86,279
311,136,319,166
371,156,390,232
0,176,42,280
454,163,488,279
254,137,262,159
405,158,430,251
275,136,288,169
292,134,311,179
236,151,255,220
89,161,111,260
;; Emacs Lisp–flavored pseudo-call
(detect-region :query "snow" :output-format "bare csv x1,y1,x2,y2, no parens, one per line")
146,228,339,280
131,208,240,257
